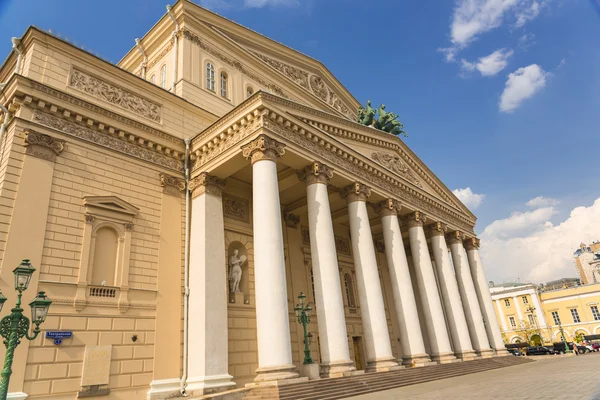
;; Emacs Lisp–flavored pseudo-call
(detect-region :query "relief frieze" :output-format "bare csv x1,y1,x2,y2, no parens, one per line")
33,110,182,171
223,194,249,222
69,69,161,123
371,152,422,188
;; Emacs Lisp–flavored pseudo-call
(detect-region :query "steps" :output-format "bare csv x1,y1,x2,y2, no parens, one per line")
243,356,534,400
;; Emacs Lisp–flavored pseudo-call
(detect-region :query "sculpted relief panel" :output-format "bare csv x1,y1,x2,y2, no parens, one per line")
69,69,162,123
371,152,422,188
252,52,355,120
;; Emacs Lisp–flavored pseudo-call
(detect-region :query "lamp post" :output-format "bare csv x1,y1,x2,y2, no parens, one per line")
558,321,571,354
526,305,543,344
0,260,52,399
294,292,314,365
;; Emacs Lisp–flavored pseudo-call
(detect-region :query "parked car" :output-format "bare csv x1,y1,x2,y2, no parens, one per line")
553,341,589,354
507,348,525,356
591,343,600,352
525,346,554,355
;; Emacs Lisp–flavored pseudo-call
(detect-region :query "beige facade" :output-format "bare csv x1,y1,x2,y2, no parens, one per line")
0,2,507,399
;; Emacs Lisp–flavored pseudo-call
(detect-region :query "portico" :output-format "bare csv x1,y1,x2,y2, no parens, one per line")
185,93,508,390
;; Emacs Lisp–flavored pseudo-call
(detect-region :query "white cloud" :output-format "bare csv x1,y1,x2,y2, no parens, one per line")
480,198,600,284
526,196,560,208
518,32,536,50
453,187,486,210
198,0,298,8
499,64,548,112
461,48,513,76
442,0,547,59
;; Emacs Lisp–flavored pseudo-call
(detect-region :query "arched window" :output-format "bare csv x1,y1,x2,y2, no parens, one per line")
91,227,119,287
344,273,356,308
246,86,254,98
206,62,215,91
160,65,167,89
220,72,228,98
150,74,156,85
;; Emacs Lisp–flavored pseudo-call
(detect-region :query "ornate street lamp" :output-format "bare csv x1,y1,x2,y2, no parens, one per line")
526,305,543,344
294,292,314,365
0,260,52,399
558,321,571,354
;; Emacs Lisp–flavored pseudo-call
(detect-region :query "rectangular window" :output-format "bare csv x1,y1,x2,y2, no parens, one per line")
591,305,600,321
527,314,535,325
509,316,516,328
504,299,510,307
571,308,581,323
552,311,561,325
522,296,528,304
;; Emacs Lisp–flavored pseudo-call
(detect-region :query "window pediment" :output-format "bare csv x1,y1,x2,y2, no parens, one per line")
83,196,139,222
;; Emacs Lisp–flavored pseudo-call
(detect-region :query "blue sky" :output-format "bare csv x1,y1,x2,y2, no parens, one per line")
0,0,599,283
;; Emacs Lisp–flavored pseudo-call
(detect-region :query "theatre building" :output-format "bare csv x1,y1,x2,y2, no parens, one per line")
0,1,509,399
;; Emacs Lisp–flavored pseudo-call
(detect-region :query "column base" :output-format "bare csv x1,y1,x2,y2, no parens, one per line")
253,364,302,384
7,393,28,400
366,357,403,373
300,363,321,380
320,359,358,378
431,352,459,364
476,348,495,358
455,350,479,361
494,348,511,357
185,374,236,397
147,378,181,400
401,354,434,368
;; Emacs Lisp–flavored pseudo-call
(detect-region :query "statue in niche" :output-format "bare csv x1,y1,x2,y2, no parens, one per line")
228,248,247,293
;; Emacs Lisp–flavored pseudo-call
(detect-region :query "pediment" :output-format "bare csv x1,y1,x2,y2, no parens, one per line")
82,196,139,216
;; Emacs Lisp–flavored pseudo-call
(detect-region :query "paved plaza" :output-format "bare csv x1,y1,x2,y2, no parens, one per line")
347,353,600,400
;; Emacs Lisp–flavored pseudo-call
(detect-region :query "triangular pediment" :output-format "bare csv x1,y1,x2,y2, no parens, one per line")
82,196,139,216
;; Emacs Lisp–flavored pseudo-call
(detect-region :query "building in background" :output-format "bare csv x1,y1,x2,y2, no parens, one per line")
573,241,600,284
492,280,600,345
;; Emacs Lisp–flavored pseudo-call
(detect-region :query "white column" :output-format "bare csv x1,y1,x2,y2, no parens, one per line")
187,173,235,395
512,296,524,323
342,183,400,372
242,135,300,382
376,199,431,367
495,300,508,331
405,212,456,364
448,232,493,357
428,223,476,360
298,162,355,377
465,237,510,356
531,293,548,328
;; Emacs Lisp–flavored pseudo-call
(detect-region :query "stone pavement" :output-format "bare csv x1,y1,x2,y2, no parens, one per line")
347,353,600,400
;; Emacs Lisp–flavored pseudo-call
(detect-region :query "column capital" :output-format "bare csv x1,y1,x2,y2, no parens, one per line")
446,230,466,245
427,221,448,237
241,134,285,165
403,211,427,228
159,173,186,197
340,182,371,203
463,237,481,250
24,129,65,162
189,172,226,199
374,199,401,217
297,161,334,185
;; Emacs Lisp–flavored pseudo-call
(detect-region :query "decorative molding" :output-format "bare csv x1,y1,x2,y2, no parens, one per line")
404,211,426,229
300,225,351,256
371,152,422,188
159,173,186,197
464,237,481,251
29,80,181,145
375,239,385,253
189,172,226,199
85,215,96,225
23,129,65,162
147,42,174,70
241,134,285,164
223,194,249,222
124,223,134,231
252,52,355,119
301,226,310,245
340,182,371,203
374,198,400,217
297,161,334,185
32,110,183,171
69,69,161,123
283,212,300,228
181,29,287,98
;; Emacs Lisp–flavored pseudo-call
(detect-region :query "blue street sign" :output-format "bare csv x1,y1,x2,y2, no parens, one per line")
54,339,62,345
45,331,72,339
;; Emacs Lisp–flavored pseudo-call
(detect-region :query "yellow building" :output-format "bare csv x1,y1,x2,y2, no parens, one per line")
0,1,511,399
491,282,600,344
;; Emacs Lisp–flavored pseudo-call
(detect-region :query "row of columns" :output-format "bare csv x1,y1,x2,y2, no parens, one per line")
186,135,507,395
